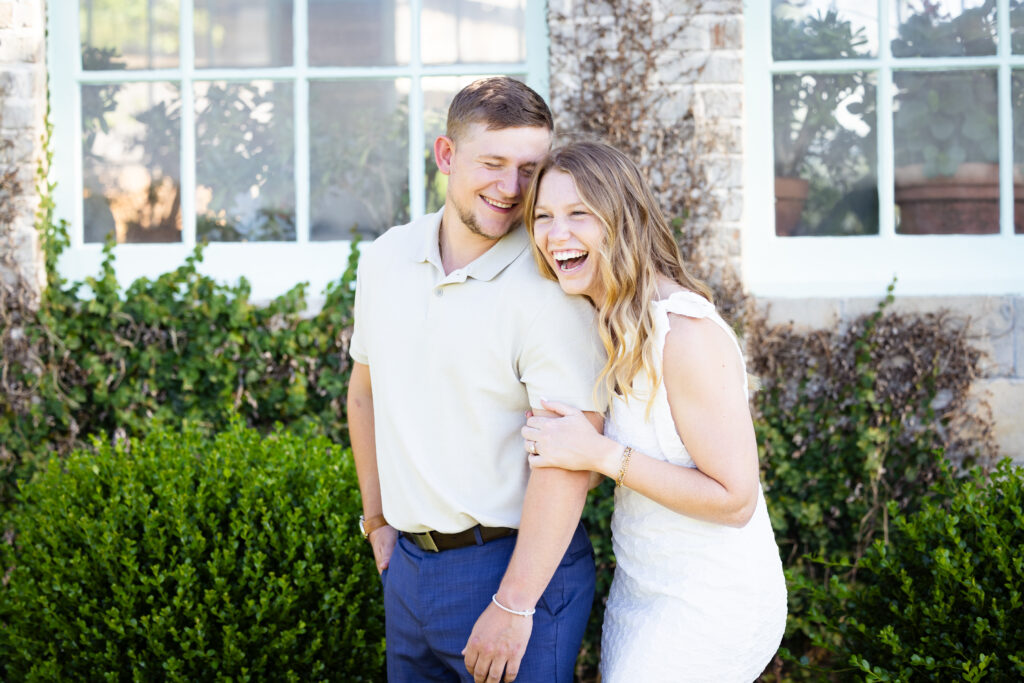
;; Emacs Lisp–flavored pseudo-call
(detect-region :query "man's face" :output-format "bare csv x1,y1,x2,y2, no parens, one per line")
438,122,552,242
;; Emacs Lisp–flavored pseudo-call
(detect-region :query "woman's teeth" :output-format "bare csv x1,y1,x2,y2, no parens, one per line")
553,250,588,271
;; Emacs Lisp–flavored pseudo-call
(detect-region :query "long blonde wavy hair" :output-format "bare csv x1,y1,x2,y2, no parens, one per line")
524,141,713,410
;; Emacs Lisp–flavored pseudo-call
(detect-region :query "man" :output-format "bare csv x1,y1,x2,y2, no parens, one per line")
347,77,606,683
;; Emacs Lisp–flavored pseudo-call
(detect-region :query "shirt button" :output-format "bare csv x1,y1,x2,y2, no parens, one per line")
435,288,444,297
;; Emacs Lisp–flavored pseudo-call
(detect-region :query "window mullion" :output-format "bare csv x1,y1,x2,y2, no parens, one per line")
998,0,1014,237
180,2,197,248
294,0,310,244
409,0,426,220
525,0,549,100
49,7,85,247
878,0,895,240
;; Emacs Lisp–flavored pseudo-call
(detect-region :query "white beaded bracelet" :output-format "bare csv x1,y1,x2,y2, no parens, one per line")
491,593,536,617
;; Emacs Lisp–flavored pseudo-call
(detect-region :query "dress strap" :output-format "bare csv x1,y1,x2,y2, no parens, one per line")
652,289,750,409
653,290,717,320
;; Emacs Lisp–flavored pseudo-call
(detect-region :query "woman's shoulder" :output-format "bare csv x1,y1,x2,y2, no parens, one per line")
661,310,743,388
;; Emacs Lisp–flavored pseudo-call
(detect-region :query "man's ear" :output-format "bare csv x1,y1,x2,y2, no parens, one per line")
434,135,455,176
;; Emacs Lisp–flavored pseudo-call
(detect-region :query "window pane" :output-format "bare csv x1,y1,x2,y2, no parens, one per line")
82,82,181,244
309,0,409,66
80,0,179,70
773,72,878,236
1013,1,1024,54
894,70,999,235
309,80,410,240
1011,70,1024,233
194,0,294,68
195,81,295,242
772,1,876,60
421,0,525,65
891,0,996,58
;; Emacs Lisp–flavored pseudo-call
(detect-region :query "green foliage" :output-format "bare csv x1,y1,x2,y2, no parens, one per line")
748,282,995,679
0,226,359,508
0,421,385,681
755,285,969,566
798,460,1024,681
577,478,616,679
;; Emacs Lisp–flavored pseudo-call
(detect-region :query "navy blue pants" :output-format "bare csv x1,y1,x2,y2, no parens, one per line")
382,522,595,682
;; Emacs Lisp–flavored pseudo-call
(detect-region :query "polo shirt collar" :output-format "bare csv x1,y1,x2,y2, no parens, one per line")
415,208,530,282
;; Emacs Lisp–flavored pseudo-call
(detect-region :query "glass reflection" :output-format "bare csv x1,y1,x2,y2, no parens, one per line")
1010,71,1024,233
1012,0,1024,54
80,0,179,70
195,81,295,242
771,1,875,60
421,0,525,65
773,72,877,236
309,0,409,66
194,0,294,68
82,82,181,243
309,80,410,240
894,70,999,234
892,0,996,58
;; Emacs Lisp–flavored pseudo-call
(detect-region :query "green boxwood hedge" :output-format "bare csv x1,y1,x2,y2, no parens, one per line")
0,421,385,682
801,459,1024,682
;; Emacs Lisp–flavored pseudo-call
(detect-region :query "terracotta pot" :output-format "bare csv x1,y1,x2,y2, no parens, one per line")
894,163,1022,235
774,176,810,236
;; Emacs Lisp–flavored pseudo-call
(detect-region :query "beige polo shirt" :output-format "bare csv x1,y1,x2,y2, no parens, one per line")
349,209,607,533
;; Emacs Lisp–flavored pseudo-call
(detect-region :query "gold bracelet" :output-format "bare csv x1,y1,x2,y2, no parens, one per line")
615,446,633,488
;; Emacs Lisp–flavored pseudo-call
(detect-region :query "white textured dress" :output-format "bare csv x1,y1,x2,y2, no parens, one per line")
599,291,787,682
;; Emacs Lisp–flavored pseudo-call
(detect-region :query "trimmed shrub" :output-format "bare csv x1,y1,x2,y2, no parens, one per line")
748,285,996,679
801,459,1024,681
0,421,385,681
0,233,359,509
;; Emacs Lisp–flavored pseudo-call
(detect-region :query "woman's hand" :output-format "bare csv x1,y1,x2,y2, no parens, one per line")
521,399,614,473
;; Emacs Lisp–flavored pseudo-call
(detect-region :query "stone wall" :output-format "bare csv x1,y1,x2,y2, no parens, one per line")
546,0,744,296
761,295,1024,461
0,0,46,300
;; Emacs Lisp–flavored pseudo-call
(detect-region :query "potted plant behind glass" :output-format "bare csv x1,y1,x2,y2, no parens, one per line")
891,0,1009,234
772,10,872,235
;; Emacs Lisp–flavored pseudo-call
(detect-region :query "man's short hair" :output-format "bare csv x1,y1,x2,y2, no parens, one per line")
446,76,554,142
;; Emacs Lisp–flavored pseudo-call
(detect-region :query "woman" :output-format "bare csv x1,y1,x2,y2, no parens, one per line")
520,141,786,681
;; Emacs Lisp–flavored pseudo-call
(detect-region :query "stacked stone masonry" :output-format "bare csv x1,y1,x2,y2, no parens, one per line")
0,0,46,296
547,0,744,278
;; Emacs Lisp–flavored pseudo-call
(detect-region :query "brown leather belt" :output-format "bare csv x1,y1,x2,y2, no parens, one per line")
402,525,517,552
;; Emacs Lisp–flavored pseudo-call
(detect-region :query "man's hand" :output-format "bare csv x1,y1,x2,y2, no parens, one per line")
369,525,398,574
461,602,533,682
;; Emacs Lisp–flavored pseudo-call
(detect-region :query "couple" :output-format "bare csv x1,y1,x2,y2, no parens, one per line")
348,77,786,682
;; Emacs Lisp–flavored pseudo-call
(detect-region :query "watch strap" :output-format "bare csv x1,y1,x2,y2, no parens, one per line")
361,514,389,539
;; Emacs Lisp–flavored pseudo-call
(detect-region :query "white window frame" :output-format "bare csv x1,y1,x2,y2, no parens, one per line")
743,0,1024,297
47,1,549,303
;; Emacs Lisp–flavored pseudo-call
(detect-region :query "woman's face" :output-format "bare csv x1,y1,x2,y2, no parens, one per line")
531,169,606,301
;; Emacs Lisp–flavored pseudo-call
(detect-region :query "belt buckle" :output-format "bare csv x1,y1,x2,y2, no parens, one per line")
415,531,439,552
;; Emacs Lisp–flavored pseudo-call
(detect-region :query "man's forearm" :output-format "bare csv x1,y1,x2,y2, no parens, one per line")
347,364,382,519
494,466,590,610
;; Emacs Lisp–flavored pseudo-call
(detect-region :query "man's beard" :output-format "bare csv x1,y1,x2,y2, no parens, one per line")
456,199,519,241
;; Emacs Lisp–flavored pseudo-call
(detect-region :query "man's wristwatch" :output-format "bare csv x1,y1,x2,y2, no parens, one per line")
359,514,388,540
